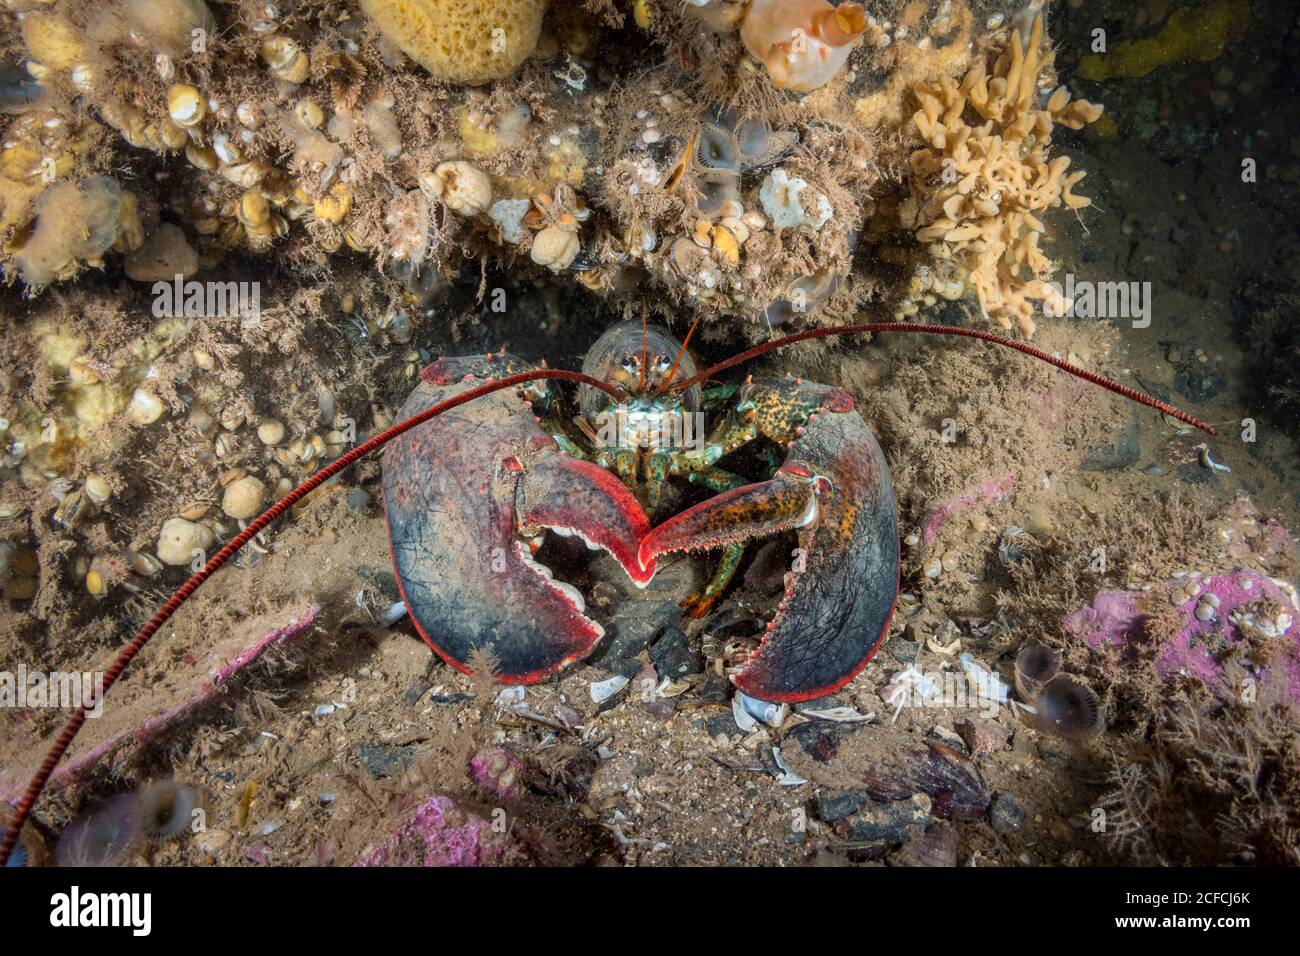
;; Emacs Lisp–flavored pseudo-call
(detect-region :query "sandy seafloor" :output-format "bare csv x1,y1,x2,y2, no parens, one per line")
1,3,1298,867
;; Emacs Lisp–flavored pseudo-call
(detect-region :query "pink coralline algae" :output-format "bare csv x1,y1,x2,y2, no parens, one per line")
1064,570,1300,701
354,796,503,867
921,473,1014,544
469,748,524,802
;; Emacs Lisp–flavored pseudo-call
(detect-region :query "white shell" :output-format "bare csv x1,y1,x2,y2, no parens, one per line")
589,674,629,704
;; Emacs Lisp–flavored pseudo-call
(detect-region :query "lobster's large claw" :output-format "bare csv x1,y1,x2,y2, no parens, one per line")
639,405,899,701
384,377,655,684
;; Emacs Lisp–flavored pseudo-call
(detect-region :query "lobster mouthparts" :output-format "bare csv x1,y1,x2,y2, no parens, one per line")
384,379,656,683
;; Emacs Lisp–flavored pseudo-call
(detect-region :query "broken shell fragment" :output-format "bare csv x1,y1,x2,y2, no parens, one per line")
737,691,787,728
590,674,629,704
772,747,807,786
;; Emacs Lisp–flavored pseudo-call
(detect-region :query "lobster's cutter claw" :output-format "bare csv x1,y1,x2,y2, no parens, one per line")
639,407,899,701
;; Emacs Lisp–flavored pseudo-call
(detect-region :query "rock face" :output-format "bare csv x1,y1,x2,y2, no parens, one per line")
124,223,199,282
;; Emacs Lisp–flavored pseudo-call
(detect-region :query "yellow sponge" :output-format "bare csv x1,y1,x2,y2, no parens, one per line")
361,0,549,86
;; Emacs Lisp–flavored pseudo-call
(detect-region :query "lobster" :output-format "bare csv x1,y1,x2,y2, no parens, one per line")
0,320,1214,864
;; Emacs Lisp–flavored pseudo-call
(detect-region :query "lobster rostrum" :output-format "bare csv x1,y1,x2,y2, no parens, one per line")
0,320,1216,865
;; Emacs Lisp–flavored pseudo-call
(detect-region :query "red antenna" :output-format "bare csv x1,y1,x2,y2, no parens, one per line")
662,315,702,392
638,306,648,393
665,322,1216,435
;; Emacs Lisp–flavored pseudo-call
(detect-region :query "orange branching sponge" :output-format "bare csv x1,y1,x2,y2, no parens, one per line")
361,0,549,86
906,14,1103,337
741,0,867,93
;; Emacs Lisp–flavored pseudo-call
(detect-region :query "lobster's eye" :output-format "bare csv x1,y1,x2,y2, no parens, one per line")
620,357,636,372
655,355,670,371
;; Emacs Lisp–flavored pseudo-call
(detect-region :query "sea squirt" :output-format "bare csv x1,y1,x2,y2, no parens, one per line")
741,0,867,93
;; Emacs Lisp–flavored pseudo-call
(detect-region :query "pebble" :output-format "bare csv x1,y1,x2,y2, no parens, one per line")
257,419,286,445
959,719,1010,756
192,829,231,855
839,793,932,844
648,626,702,678
990,792,1025,831
221,475,267,520
156,517,215,566
706,712,741,740
817,790,870,823
355,743,417,779
593,599,681,667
